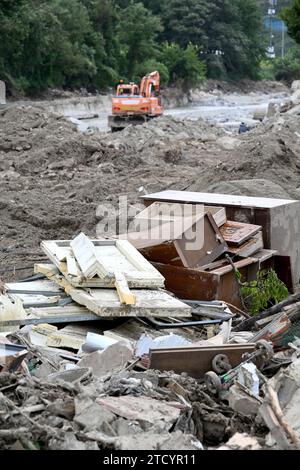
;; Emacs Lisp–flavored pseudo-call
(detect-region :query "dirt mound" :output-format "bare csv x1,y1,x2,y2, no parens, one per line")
0,105,299,281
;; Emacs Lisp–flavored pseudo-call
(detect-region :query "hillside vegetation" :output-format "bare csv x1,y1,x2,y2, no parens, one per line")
0,0,265,95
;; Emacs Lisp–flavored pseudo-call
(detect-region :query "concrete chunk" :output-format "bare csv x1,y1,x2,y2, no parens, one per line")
77,341,133,378
228,383,261,417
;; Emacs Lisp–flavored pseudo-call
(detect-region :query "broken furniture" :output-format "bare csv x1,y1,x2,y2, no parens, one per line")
120,211,228,269
204,340,274,395
41,234,165,289
3,276,191,324
151,248,283,309
149,343,256,379
140,191,300,289
133,201,227,228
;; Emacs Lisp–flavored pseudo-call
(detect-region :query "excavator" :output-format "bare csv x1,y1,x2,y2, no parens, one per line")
108,71,163,131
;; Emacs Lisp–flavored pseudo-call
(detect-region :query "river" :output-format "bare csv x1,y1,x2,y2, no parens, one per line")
71,91,289,133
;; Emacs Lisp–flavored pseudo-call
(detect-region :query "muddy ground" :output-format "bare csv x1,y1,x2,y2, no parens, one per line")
0,91,299,282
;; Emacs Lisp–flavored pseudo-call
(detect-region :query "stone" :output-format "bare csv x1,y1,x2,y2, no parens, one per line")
74,396,115,431
48,432,99,450
77,342,133,378
114,431,203,451
47,367,92,384
0,81,5,105
237,363,260,397
228,383,261,417
263,357,300,445
217,433,261,450
97,395,181,431
291,80,300,92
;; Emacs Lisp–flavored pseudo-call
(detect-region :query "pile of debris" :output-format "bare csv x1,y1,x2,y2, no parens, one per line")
1,190,300,450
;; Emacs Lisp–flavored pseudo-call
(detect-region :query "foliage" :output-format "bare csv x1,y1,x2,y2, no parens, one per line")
259,45,300,83
281,0,300,45
159,42,206,88
0,0,292,94
240,269,289,315
273,45,300,83
116,2,163,78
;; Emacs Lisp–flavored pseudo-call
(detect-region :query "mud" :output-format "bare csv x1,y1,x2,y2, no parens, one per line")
0,94,299,281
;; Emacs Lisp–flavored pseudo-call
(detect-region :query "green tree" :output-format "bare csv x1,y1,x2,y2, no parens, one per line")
206,0,264,79
281,0,300,45
160,0,212,49
116,1,163,78
160,42,206,88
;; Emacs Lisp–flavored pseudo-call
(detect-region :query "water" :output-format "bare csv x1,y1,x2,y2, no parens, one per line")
69,91,289,133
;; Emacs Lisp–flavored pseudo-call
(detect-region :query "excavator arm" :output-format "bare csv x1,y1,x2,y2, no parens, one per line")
140,71,161,98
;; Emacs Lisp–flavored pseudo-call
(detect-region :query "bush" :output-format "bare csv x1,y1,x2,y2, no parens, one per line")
160,42,206,88
273,46,300,84
133,59,170,86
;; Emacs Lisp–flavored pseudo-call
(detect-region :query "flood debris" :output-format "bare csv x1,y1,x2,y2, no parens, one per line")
1,104,300,452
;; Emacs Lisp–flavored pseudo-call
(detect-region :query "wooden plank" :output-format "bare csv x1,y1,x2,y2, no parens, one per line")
220,221,262,246
140,190,296,209
149,344,256,379
174,212,228,268
210,257,257,276
250,313,292,348
0,311,100,327
227,231,264,257
42,236,165,288
35,262,164,290
114,272,136,305
66,254,80,277
39,268,191,318
134,202,227,227
121,213,228,269
70,232,111,279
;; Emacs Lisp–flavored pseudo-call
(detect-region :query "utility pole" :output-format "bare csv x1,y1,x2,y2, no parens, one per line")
281,19,285,59
266,0,277,58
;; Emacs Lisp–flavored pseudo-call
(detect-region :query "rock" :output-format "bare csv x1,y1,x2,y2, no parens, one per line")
0,81,5,105
77,342,133,378
291,80,300,92
115,430,203,451
74,396,115,431
217,432,261,450
262,358,300,447
48,432,99,450
97,395,181,431
47,367,92,384
237,363,260,397
228,383,261,417
217,136,241,150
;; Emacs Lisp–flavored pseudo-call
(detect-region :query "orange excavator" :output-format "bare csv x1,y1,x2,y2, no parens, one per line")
108,71,163,131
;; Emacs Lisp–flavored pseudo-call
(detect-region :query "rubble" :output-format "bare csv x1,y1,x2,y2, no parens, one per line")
228,384,262,417
1,88,300,451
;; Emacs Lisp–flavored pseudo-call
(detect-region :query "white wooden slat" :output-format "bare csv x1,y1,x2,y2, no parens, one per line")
38,268,191,318
66,254,80,277
70,232,112,279
41,235,165,288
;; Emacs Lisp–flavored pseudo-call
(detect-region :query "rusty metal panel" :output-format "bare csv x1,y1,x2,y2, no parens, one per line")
151,262,220,302
149,344,256,379
220,221,261,246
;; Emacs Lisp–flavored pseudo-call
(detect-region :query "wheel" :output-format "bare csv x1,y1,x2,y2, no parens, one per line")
205,371,223,395
212,354,232,374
